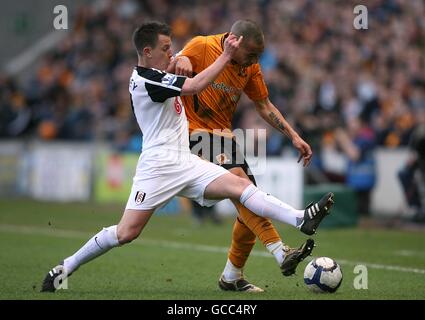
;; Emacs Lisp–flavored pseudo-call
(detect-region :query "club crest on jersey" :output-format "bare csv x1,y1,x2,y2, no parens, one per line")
135,191,146,205
174,97,182,115
161,73,177,87
216,153,230,165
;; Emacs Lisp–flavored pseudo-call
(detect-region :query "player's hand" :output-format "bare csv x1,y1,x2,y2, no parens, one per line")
292,136,313,167
166,56,177,73
223,33,243,60
175,56,193,77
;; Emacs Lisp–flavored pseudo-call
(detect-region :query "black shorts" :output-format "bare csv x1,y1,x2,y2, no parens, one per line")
189,131,257,185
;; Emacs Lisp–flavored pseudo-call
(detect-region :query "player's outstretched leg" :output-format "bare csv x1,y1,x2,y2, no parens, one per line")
40,225,120,292
205,174,334,234
40,209,154,292
238,185,334,234
299,192,335,236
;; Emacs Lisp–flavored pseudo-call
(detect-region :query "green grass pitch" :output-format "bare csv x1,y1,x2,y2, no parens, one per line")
1,199,424,300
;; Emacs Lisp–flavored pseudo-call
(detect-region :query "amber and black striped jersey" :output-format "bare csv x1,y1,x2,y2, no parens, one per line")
179,33,269,135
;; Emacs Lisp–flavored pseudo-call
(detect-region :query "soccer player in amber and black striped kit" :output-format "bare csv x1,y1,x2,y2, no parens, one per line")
171,20,334,292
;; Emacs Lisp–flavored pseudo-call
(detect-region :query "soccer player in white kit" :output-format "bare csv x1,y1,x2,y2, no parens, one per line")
41,22,333,292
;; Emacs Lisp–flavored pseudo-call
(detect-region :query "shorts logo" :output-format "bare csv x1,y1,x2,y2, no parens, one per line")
174,97,182,115
216,153,230,166
135,191,146,205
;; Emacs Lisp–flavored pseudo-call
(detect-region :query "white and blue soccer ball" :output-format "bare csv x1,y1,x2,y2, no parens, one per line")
304,257,343,293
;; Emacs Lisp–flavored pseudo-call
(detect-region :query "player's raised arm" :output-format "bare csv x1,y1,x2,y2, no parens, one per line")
180,34,242,96
173,35,208,77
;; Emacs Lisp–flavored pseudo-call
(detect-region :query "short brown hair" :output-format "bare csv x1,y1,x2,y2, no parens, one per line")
132,22,171,55
230,20,264,46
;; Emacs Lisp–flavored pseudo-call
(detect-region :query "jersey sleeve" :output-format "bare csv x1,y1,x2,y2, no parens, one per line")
143,69,187,103
178,36,207,70
244,64,269,102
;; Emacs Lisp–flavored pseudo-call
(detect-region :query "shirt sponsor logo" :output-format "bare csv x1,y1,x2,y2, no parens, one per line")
210,81,241,95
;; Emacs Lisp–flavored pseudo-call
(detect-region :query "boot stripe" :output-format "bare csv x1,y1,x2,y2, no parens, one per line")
315,203,319,212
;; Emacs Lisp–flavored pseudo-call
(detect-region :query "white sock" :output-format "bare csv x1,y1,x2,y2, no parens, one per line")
266,241,286,265
222,259,243,281
63,225,120,274
240,184,304,227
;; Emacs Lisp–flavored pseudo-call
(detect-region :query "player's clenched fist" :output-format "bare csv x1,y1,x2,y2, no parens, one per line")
223,33,243,59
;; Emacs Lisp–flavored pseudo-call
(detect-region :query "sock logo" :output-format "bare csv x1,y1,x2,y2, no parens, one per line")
135,191,146,205
94,236,103,249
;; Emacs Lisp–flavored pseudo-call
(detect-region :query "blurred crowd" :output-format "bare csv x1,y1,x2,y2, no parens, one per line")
0,0,424,215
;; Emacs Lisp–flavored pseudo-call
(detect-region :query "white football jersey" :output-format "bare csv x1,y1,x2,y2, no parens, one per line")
129,66,189,153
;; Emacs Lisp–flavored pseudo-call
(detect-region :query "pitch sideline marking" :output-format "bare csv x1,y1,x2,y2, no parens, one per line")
1,224,425,275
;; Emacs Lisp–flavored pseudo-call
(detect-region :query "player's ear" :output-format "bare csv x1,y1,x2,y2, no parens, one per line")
143,47,152,58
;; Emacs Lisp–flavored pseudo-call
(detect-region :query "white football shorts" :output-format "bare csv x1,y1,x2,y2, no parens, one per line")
125,149,229,211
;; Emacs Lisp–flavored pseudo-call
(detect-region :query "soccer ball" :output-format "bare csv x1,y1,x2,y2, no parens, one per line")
304,257,343,293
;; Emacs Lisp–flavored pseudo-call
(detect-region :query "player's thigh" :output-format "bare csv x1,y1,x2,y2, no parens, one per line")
126,161,189,211
204,172,252,200
117,209,155,242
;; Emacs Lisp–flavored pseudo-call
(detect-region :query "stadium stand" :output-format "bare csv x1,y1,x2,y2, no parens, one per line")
0,0,424,219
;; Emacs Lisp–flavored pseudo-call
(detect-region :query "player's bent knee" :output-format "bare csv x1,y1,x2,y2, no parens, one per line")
238,176,252,189
118,232,138,244
229,176,252,199
229,166,249,179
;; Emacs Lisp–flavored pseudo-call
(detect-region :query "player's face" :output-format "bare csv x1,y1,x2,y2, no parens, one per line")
150,34,173,71
233,39,264,67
